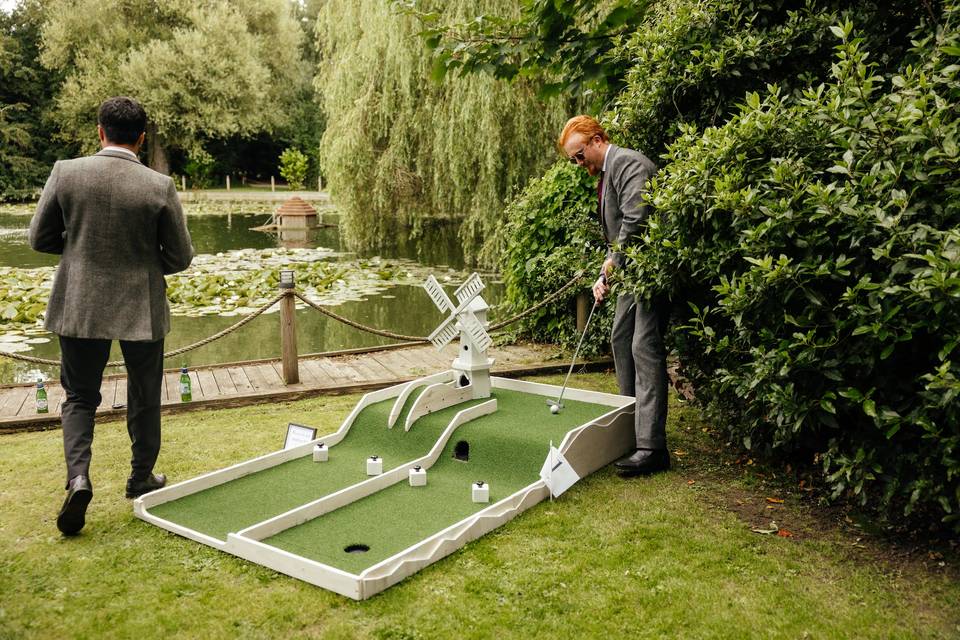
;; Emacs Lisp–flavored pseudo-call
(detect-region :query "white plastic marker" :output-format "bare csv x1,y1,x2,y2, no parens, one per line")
547,299,599,414
539,441,580,498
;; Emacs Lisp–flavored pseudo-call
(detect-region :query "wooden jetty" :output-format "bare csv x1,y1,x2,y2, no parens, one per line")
0,343,612,432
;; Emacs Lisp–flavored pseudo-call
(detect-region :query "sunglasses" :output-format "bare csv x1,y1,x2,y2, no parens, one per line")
568,147,586,164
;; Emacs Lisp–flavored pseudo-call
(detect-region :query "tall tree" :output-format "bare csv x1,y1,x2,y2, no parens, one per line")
315,0,570,264
0,0,64,199
40,0,307,174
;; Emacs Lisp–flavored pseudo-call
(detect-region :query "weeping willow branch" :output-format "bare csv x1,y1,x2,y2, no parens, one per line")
315,0,570,266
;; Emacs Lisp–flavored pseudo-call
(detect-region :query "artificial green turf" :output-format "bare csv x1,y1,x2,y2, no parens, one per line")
149,387,611,572
264,389,610,573
148,387,458,540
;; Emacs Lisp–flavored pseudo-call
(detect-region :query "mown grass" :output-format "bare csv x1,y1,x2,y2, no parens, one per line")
1,373,957,639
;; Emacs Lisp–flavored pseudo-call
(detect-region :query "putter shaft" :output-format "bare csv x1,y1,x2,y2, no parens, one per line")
553,299,599,409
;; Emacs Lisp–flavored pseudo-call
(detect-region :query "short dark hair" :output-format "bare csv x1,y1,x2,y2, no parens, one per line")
97,96,147,145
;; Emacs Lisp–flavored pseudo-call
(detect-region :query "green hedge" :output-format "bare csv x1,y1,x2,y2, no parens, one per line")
625,14,959,529
497,162,614,356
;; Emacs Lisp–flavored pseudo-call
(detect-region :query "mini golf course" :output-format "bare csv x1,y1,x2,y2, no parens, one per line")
136,377,634,599
136,273,635,599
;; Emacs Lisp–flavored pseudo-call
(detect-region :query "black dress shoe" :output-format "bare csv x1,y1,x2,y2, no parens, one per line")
614,448,670,476
125,472,167,499
57,475,93,536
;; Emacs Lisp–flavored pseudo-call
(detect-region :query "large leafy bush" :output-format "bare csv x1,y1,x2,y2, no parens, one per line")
626,14,959,529
497,162,613,355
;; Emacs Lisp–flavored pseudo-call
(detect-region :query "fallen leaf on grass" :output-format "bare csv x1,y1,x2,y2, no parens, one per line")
777,529,793,538
766,497,784,504
687,479,695,485
752,522,779,535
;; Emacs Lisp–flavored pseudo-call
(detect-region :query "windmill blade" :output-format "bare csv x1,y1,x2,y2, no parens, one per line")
427,315,458,350
454,272,485,306
460,311,492,353
423,275,455,313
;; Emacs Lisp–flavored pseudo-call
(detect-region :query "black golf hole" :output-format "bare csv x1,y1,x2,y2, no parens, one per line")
454,440,469,461
458,374,470,387
344,544,369,554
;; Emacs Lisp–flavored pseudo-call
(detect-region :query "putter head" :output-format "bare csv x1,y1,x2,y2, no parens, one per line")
544,399,564,409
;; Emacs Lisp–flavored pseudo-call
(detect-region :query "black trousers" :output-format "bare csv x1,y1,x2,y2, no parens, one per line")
59,336,164,487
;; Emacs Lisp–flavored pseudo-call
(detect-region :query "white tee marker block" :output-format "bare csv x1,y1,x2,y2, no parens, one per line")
472,480,489,503
312,443,328,462
367,455,383,476
409,465,426,487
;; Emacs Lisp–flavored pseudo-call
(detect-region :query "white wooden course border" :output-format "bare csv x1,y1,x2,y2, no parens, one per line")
135,376,634,600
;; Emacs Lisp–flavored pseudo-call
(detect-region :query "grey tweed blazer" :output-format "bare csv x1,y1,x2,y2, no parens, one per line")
29,149,194,341
601,144,657,269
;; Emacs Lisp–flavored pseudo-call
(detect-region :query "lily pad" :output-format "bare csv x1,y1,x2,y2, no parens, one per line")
0,341,31,353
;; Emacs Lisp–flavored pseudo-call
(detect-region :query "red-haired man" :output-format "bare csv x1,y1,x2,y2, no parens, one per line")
559,115,669,476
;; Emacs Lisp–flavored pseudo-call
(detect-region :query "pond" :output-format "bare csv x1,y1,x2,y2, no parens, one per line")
0,203,503,384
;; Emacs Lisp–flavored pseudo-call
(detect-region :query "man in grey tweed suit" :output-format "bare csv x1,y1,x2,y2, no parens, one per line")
29,97,194,535
560,115,670,476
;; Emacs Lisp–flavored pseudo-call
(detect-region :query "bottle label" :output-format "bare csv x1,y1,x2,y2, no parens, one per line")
179,382,191,396
37,398,48,412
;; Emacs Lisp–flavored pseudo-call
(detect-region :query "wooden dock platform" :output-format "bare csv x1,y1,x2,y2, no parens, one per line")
0,343,613,432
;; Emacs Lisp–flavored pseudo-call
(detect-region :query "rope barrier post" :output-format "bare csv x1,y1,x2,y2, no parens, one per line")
576,291,590,333
279,270,300,385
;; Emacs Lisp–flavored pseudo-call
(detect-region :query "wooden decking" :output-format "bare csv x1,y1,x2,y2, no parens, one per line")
0,343,612,432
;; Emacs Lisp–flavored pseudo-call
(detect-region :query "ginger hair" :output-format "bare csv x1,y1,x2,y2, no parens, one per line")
557,115,609,151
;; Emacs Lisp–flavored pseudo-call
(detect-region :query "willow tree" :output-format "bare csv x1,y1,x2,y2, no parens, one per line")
314,0,569,264
41,0,307,174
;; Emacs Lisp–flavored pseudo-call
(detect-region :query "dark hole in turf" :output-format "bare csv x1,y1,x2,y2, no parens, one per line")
458,374,470,387
454,440,469,461
344,544,369,554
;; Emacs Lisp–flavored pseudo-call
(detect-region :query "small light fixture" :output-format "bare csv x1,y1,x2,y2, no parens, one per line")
279,269,295,289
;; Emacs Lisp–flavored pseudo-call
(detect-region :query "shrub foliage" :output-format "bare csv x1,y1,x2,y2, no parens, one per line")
627,14,959,528
490,0,957,531
497,162,613,356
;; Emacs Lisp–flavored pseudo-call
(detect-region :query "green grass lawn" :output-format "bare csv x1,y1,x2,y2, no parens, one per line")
1,373,957,639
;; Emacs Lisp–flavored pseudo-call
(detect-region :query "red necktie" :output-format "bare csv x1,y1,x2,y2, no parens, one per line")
597,171,605,227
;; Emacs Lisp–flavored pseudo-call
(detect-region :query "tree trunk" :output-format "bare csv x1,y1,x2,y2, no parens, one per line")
146,122,170,175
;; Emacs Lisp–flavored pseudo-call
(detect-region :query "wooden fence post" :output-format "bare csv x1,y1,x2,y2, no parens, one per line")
279,270,299,384
271,176,276,192
576,292,590,333
226,175,231,191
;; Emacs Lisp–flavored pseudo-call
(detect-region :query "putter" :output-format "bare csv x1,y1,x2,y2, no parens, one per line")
548,294,600,414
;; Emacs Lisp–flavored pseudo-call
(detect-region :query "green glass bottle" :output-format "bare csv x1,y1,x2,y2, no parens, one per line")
36,381,48,413
179,367,192,402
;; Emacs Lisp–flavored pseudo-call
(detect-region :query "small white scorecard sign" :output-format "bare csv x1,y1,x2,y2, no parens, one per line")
539,444,580,498
283,423,317,450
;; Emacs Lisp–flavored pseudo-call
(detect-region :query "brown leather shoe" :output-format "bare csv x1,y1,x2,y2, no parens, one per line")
57,475,93,536
615,449,670,476
125,472,166,499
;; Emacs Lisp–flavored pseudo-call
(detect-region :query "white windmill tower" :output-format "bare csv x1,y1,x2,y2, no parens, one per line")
394,273,497,431
424,272,494,396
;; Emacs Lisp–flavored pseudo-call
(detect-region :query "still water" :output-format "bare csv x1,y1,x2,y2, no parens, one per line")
0,208,502,384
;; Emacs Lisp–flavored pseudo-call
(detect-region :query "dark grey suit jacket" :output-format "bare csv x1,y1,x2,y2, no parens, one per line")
600,144,657,269
29,149,194,341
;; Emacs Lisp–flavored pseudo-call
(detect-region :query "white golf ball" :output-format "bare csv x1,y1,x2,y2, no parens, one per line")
550,404,560,414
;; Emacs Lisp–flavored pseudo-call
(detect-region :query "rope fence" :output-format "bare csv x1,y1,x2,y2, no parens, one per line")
0,271,588,369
